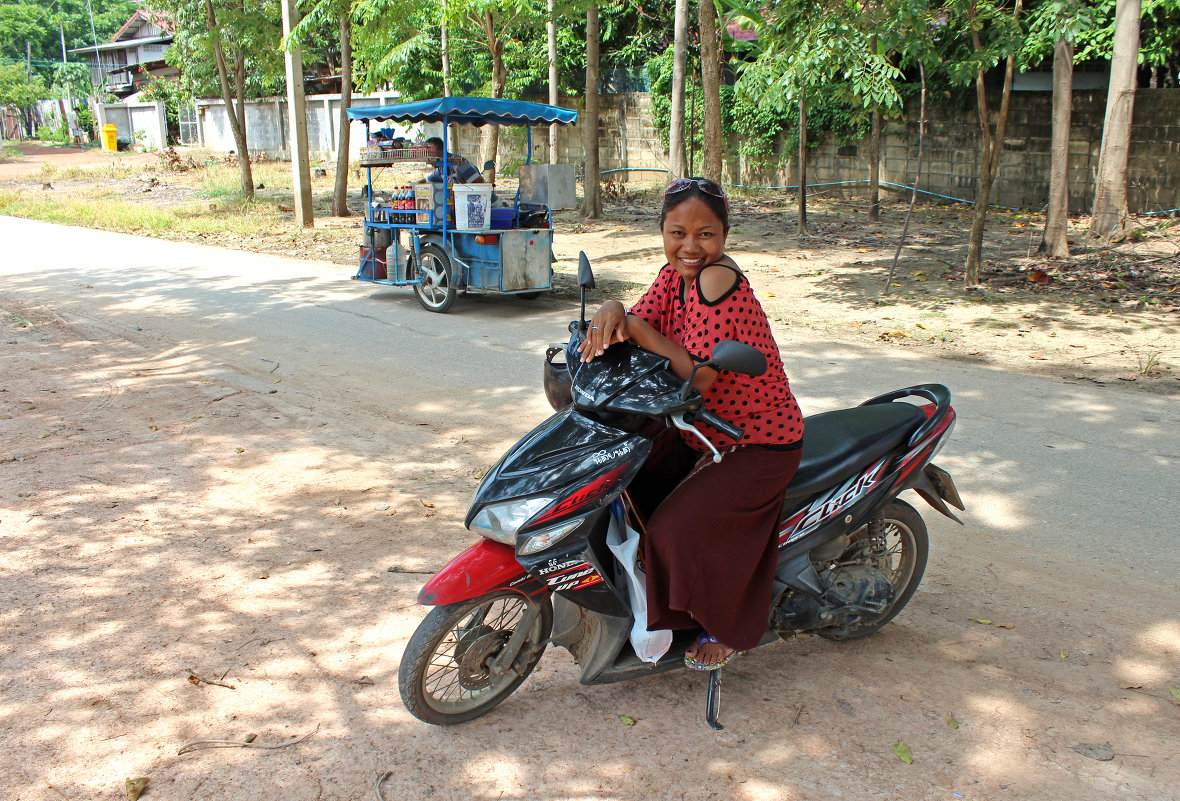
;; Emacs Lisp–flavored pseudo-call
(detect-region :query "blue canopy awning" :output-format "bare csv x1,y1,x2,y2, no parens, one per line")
346,97,577,127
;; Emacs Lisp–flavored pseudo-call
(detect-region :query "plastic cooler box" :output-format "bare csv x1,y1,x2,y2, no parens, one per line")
452,183,493,229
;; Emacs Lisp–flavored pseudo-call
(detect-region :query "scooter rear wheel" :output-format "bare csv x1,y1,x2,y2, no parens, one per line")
399,591,552,725
817,499,929,641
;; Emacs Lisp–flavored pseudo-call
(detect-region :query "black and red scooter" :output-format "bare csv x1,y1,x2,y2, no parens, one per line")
398,254,963,729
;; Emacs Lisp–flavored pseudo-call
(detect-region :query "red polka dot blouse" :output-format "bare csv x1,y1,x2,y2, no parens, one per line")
630,262,804,452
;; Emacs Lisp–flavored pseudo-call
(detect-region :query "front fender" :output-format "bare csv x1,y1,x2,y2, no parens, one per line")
417,539,547,606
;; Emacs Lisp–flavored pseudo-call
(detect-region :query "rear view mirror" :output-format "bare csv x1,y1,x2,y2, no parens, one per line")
483,160,496,172
577,252,595,332
709,341,767,377
577,251,596,289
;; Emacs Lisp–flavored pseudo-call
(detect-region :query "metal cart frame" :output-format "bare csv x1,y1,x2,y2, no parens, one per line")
346,97,578,313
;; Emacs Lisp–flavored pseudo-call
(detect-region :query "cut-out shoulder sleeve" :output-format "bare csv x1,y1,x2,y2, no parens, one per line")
696,263,740,305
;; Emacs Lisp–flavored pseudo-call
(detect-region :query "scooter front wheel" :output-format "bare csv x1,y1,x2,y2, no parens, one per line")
399,591,552,725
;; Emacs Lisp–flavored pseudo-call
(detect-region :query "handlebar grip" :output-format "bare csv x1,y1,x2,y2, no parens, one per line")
695,409,744,442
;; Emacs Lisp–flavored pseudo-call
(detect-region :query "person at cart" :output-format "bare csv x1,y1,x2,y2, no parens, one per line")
420,137,485,185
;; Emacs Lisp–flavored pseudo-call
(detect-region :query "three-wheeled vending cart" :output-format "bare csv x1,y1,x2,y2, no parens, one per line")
346,97,578,313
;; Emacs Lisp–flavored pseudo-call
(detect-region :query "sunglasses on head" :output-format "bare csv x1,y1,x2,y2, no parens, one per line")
665,177,727,200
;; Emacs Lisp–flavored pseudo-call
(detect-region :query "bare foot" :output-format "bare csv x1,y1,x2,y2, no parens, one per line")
685,632,737,669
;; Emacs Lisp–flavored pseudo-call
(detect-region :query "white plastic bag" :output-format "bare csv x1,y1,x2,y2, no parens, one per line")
605,500,673,663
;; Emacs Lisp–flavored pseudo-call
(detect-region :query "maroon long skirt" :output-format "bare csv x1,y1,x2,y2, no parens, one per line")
642,444,801,651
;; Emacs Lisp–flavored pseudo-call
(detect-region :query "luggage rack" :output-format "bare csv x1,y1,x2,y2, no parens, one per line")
359,145,432,166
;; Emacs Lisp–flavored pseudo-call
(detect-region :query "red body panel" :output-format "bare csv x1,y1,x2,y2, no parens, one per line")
417,539,530,606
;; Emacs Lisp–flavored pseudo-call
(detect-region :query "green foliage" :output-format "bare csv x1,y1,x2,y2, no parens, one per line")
351,0,448,96
155,0,285,99
729,89,791,170
643,48,673,150
723,0,905,110
644,45,867,174
1066,0,1180,67
50,62,93,100
37,120,71,144
598,0,674,71
75,105,94,136
142,77,189,137
0,62,48,108
0,0,140,67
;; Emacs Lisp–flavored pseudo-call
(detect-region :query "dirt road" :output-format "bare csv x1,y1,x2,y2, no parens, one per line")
1,215,1177,801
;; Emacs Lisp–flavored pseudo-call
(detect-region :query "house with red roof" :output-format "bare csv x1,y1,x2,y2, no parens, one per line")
69,9,176,97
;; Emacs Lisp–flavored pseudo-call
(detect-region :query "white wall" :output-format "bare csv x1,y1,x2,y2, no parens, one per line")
194,93,425,161
95,100,168,150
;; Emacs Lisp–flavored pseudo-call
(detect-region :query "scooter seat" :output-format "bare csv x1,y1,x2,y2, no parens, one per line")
783,403,926,503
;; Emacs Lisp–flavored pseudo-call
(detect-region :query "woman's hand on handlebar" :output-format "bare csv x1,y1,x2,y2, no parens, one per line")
578,301,629,363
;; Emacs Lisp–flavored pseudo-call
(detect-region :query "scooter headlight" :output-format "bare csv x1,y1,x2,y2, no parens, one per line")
468,497,553,545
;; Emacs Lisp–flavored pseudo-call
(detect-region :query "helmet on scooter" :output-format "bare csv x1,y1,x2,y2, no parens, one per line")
543,346,572,410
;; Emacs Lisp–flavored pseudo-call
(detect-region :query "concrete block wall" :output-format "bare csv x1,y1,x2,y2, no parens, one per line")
807,89,1180,213
187,88,1179,213
446,93,672,184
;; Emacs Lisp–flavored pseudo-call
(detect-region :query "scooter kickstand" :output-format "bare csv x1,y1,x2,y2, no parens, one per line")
704,670,724,730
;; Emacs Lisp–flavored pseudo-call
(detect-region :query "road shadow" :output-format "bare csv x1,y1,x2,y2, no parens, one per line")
1,251,1177,800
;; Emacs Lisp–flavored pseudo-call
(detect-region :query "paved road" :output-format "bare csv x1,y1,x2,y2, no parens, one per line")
3,215,1175,581
4,215,1178,801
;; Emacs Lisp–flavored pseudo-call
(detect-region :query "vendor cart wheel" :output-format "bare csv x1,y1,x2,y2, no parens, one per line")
411,244,457,313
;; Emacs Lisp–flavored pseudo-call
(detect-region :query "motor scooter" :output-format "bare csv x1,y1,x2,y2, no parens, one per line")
398,254,963,729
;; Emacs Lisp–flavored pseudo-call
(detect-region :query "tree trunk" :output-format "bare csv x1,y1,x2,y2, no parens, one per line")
964,0,1022,287
698,0,723,183
548,0,558,164
1090,0,1141,241
331,13,352,217
478,11,503,182
583,1,601,218
797,89,808,236
885,63,926,294
668,0,688,178
203,0,253,201
1038,36,1073,258
869,108,881,221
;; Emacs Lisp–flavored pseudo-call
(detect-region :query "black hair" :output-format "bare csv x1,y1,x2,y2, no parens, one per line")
425,136,444,149
659,178,729,233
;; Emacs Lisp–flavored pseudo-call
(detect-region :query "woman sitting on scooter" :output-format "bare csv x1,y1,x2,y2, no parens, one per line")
578,177,803,670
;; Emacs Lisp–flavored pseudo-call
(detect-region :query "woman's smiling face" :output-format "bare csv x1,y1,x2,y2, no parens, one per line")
661,196,728,280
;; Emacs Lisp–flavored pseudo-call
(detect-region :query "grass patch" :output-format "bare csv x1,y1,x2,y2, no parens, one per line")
57,162,139,180
0,191,182,233
0,189,286,238
197,161,297,199
1,146,22,163
983,318,1020,329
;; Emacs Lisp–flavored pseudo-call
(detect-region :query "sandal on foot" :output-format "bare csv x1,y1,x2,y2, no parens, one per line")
684,631,743,671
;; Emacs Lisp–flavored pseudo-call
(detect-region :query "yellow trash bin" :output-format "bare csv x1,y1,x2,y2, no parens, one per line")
101,124,118,151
